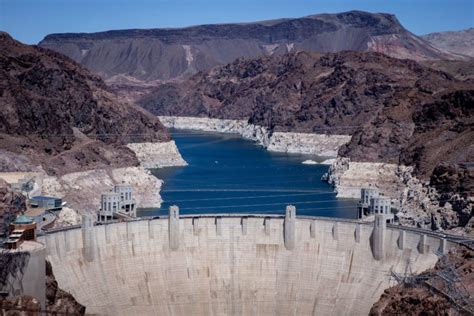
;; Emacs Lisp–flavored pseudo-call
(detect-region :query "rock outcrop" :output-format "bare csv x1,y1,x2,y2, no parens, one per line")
0,31,171,176
323,157,473,235
159,116,351,156
46,260,86,314
148,51,473,233
0,259,86,315
267,132,351,156
39,11,458,84
126,141,187,169
0,179,26,236
370,245,474,315
159,116,271,145
422,28,474,58
1,32,190,222
141,52,469,136
40,167,163,215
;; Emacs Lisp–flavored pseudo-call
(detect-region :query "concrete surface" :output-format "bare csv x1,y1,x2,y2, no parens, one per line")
39,215,457,315
2,241,46,309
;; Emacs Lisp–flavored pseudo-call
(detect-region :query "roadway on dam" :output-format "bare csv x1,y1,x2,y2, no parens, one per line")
138,129,358,218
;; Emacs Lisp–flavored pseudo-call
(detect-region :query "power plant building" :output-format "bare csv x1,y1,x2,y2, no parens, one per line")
97,183,136,222
357,187,394,222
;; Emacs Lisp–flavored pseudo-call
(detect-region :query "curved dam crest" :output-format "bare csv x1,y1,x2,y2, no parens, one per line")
39,213,453,315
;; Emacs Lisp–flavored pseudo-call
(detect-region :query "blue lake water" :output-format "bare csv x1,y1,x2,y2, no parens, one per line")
138,129,358,218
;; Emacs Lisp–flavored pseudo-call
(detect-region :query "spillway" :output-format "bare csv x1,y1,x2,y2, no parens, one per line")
39,213,453,315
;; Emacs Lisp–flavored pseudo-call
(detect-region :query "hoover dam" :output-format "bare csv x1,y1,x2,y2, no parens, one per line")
35,207,459,315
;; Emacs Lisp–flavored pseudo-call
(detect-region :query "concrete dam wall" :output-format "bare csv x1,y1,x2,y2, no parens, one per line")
39,211,455,315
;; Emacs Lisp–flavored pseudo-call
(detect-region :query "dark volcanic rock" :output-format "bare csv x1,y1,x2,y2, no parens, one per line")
422,59,474,81
140,51,473,185
38,11,456,83
370,246,474,315
0,32,170,175
0,259,86,315
0,179,26,236
46,260,86,314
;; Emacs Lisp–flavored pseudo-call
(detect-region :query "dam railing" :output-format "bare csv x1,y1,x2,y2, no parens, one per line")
40,212,471,245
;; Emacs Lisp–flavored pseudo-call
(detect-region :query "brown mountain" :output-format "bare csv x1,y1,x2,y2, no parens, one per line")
138,51,474,182
421,59,474,81
422,28,474,58
38,11,458,84
0,32,170,175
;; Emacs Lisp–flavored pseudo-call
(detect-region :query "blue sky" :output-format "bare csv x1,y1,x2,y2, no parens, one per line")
1,0,473,44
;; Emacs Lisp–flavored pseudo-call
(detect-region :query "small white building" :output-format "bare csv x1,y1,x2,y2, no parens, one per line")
97,183,136,222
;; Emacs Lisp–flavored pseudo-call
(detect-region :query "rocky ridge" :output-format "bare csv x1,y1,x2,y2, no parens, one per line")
0,179,26,236
38,11,459,84
0,32,188,221
0,31,173,176
422,28,474,58
146,51,473,233
370,245,474,315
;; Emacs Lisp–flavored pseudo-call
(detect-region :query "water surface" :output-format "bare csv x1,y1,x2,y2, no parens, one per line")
138,130,358,218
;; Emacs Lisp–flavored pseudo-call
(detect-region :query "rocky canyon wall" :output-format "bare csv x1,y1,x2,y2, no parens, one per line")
159,116,351,157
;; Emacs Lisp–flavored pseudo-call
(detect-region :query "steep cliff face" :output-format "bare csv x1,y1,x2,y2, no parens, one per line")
147,51,472,179
340,89,474,180
38,11,456,83
370,245,474,315
0,32,170,176
422,28,474,58
140,51,470,148
45,260,86,314
0,179,26,235
142,51,473,232
0,259,86,315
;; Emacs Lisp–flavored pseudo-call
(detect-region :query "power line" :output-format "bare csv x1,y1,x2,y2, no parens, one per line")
159,192,336,203
176,200,358,211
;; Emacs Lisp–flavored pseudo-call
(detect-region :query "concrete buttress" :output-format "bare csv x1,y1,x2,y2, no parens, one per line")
216,217,222,236
264,217,271,235
370,215,385,261
284,205,296,250
438,238,447,255
310,220,316,238
418,234,428,254
397,230,405,250
242,217,248,235
355,224,360,243
169,205,179,250
81,215,95,262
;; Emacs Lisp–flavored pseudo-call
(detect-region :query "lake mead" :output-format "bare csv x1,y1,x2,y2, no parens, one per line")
139,129,358,218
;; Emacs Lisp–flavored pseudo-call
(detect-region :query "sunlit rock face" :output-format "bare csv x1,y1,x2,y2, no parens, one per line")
39,11,458,82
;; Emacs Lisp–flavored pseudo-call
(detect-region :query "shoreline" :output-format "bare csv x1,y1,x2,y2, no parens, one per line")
322,157,471,235
1,140,189,227
159,116,352,157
